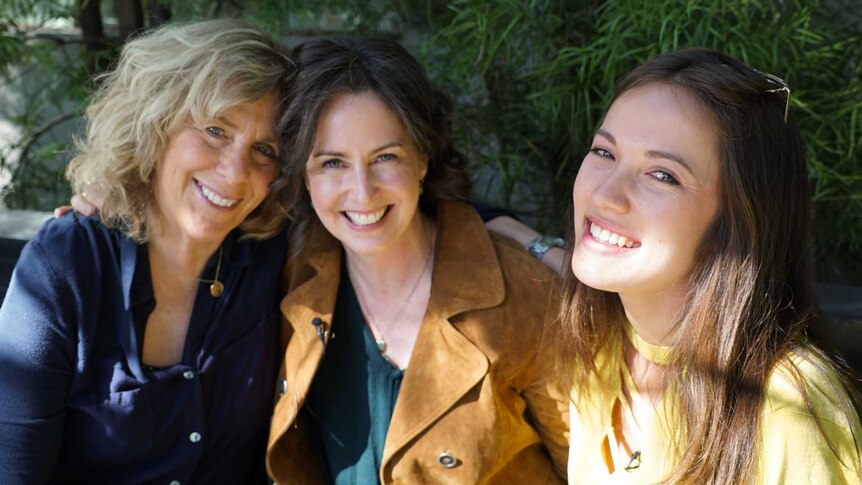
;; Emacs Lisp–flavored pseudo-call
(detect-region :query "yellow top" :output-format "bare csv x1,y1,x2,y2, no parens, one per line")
567,324,862,484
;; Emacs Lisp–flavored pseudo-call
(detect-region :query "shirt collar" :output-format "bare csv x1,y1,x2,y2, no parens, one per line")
119,227,263,311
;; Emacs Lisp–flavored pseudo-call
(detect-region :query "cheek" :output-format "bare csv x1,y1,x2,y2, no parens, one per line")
256,167,279,191
306,177,334,212
571,168,593,212
380,168,419,195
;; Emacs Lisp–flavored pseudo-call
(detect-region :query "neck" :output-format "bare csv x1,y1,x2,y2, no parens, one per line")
618,282,688,346
148,232,222,281
345,213,434,291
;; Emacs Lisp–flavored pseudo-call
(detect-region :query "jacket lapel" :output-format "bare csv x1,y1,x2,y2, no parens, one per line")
382,201,505,465
269,229,342,447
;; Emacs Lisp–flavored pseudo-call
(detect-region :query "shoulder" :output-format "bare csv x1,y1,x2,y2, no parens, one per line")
491,232,558,282
764,348,856,423
759,348,862,482
13,213,126,304
29,213,119,257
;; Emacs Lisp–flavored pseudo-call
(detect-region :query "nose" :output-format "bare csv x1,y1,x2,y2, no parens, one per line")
589,163,632,213
351,164,377,203
216,144,250,185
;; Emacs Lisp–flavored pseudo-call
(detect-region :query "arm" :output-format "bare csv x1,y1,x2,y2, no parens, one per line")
520,286,570,478
485,216,567,276
0,239,77,483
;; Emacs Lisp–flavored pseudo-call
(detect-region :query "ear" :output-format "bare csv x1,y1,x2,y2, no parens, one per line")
419,156,428,180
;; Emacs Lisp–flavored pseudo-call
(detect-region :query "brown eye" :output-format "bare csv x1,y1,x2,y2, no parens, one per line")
589,147,614,159
649,170,679,185
254,144,276,158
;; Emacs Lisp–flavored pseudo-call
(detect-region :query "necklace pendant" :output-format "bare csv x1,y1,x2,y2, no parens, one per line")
376,339,386,353
624,450,642,472
210,280,224,298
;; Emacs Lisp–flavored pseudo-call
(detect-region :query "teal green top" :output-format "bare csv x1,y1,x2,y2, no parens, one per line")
306,265,405,484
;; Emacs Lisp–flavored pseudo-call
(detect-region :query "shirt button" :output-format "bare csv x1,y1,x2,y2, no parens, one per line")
183,370,195,380
169,481,181,485
189,432,202,443
437,451,459,468
277,377,288,396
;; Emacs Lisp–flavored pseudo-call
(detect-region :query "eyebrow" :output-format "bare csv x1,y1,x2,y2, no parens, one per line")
215,116,280,148
595,128,695,176
312,141,403,158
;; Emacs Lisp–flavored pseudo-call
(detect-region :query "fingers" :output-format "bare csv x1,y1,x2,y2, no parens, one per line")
53,206,73,218
70,194,97,217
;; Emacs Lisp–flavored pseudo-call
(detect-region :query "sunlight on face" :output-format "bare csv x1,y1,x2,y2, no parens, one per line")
304,91,428,257
153,92,280,244
570,84,721,304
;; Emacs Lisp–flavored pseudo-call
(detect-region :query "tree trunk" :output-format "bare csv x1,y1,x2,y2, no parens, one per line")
76,0,110,76
113,0,144,40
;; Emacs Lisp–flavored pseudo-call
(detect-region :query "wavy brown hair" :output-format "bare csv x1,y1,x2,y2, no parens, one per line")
557,48,862,483
66,19,294,242
279,37,472,253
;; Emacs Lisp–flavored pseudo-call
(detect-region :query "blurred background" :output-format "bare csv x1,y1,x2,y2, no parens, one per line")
1,0,860,290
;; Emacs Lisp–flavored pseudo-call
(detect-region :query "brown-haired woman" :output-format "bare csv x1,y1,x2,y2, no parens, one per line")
560,47,862,483
265,37,568,484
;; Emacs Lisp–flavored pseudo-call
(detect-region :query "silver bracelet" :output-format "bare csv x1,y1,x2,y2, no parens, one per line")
525,235,565,261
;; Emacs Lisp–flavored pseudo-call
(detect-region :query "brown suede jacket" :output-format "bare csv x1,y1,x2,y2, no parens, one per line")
266,201,569,484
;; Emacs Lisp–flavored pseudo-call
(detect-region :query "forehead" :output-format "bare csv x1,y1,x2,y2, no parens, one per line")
602,83,720,178
223,93,279,123
314,91,410,143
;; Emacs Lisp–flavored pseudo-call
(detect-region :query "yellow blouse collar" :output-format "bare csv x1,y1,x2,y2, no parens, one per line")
623,321,674,365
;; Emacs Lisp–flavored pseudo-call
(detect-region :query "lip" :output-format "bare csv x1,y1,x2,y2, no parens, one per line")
580,216,640,253
341,205,391,230
194,179,240,211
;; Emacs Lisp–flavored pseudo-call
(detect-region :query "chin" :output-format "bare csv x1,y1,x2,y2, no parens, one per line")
571,261,621,293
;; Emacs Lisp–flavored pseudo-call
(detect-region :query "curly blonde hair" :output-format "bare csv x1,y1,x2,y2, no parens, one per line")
66,19,294,241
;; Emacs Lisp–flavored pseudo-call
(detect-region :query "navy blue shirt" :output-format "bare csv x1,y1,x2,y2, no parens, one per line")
0,214,287,484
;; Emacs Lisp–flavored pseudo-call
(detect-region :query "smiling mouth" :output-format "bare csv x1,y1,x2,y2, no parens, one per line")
589,221,640,248
197,180,238,208
344,206,389,226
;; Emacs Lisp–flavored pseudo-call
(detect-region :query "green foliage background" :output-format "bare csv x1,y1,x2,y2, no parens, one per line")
2,0,861,282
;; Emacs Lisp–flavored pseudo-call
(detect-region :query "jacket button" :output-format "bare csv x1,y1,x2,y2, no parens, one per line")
437,451,459,468
277,377,288,396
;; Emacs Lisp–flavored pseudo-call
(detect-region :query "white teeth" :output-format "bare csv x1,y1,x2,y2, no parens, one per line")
345,208,387,226
200,184,238,208
589,221,636,248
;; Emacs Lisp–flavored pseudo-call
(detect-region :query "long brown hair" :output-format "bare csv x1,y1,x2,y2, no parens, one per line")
557,48,861,483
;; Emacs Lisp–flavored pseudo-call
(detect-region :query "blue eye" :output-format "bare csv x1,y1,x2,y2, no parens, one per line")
322,159,343,168
376,153,397,162
649,170,679,185
205,126,226,137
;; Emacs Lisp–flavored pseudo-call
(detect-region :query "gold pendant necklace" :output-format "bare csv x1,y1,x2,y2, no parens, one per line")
198,246,224,298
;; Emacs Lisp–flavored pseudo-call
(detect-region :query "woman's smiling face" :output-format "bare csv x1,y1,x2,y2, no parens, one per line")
304,91,427,257
153,92,281,245
570,83,722,301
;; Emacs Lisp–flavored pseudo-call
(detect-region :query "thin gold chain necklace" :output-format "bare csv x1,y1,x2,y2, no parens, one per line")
351,239,433,354
197,246,224,298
